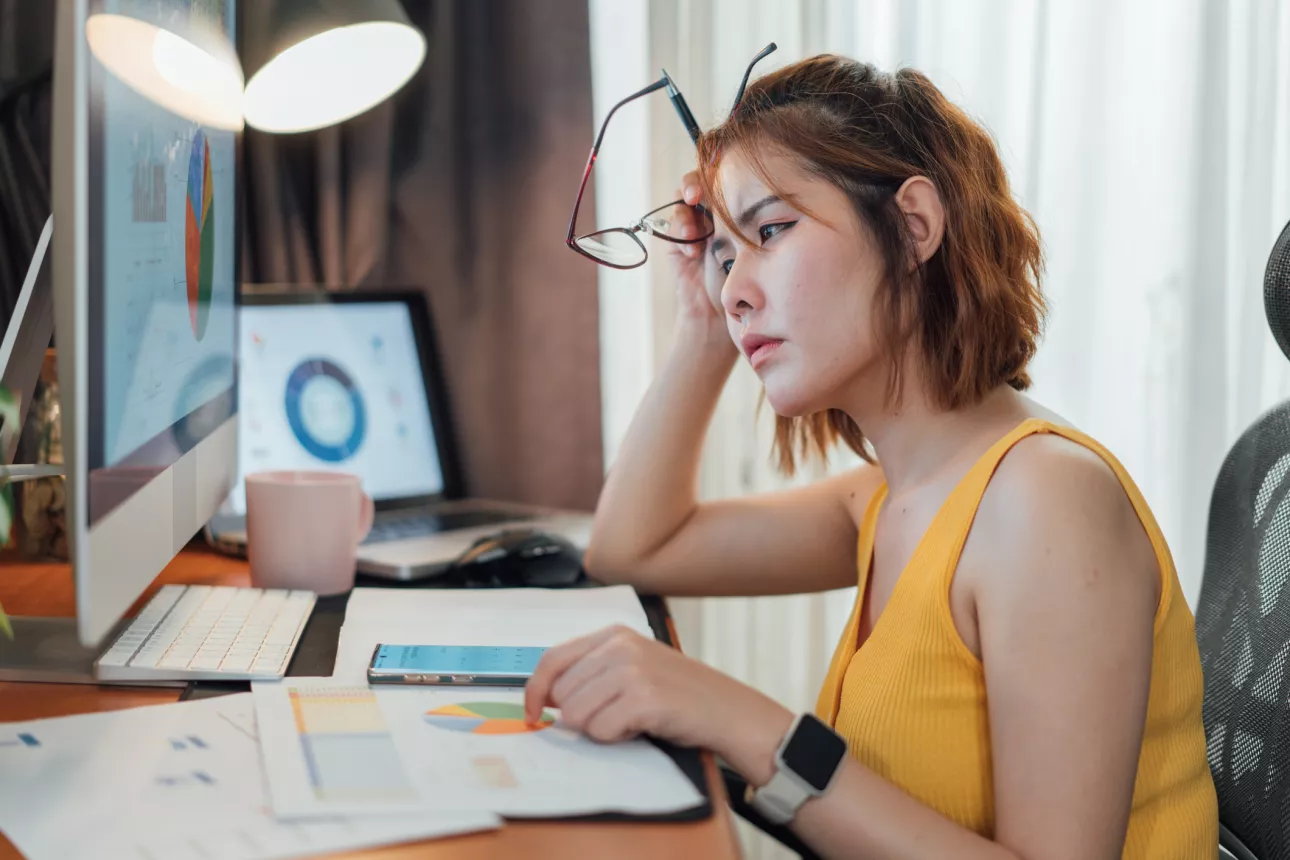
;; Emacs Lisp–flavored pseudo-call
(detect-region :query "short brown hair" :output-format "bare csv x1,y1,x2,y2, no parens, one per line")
697,56,1046,474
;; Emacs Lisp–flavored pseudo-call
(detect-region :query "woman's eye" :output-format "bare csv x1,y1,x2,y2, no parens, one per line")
758,221,795,245
721,259,734,275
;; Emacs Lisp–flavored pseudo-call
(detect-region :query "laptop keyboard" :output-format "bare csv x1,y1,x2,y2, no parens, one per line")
363,509,529,544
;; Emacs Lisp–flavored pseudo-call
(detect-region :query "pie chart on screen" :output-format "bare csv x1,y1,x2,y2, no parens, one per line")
184,129,214,341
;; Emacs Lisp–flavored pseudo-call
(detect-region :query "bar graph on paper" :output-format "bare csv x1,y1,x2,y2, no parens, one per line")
287,685,418,803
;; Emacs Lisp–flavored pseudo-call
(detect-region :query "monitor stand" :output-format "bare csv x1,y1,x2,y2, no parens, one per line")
1,216,53,464
0,616,181,686
0,217,80,682
0,618,98,683
0,217,154,686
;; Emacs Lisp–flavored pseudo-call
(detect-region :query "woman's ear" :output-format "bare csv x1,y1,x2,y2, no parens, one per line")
894,176,945,266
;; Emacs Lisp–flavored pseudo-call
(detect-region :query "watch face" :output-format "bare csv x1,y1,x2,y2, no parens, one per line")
781,714,848,792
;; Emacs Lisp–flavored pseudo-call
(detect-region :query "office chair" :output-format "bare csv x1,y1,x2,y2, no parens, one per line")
1195,218,1290,860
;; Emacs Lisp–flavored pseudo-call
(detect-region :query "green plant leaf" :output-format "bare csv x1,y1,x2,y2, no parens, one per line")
0,601,10,641
0,482,11,549
0,385,16,454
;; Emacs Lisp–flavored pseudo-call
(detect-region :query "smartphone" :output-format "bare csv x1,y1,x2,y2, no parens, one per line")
367,644,548,686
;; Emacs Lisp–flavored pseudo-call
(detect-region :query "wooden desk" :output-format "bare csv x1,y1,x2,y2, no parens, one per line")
0,549,742,859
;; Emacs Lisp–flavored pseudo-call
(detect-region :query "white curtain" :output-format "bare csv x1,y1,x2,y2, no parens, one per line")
588,2,1290,857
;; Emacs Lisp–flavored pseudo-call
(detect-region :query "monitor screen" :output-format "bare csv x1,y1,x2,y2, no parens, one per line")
88,0,237,525
228,301,446,515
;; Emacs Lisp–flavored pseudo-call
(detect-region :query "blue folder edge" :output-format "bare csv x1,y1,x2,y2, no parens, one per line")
180,586,716,824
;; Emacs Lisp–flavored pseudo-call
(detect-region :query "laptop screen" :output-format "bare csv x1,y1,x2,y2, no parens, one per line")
226,301,446,515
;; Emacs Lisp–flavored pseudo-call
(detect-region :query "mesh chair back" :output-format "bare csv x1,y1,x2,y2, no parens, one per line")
1196,220,1290,860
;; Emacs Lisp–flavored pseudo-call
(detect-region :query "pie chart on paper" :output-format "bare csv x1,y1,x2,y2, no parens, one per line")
423,702,555,735
184,129,214,341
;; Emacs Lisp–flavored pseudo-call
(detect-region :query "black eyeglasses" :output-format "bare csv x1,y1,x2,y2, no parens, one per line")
566,43,778,270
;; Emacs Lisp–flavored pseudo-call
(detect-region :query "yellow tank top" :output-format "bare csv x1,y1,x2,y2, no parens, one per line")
814,418,1217,858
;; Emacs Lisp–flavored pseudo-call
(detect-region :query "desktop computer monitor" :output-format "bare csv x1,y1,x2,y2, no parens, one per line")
49,0,239,647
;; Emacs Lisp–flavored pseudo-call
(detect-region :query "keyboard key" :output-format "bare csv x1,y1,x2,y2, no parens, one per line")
98,649,133,667
220,654,254,673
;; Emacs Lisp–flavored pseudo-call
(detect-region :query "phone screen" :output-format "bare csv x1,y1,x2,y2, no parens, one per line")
370,645,547,677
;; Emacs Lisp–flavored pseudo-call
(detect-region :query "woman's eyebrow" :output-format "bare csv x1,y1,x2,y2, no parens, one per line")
735,194,783,229
710,194,785,258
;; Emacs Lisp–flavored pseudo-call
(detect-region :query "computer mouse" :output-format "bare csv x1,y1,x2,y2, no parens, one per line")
444,528,588,588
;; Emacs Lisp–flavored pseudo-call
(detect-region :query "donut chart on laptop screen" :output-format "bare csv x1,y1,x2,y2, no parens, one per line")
228,301,445,514
283,358,368,462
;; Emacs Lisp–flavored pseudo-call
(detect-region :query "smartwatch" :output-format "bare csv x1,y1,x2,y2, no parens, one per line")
746,713,848,825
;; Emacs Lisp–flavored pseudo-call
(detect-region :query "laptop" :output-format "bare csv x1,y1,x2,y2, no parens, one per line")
205,288,592,580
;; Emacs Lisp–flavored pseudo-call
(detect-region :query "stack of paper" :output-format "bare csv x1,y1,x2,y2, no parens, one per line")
252,584,705,821
253,679,705,820
0,586,705,858
0,695,497,860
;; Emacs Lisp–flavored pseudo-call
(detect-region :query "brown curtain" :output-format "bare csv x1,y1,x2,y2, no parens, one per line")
0,0,54,327
241,0,603,511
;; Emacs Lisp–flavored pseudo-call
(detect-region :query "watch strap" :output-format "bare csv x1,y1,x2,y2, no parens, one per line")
746,765,814,825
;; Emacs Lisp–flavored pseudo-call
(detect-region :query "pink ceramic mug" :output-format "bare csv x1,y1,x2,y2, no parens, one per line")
245,471,375,596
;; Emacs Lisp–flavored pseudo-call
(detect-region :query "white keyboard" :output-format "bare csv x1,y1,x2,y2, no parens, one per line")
95,585,316,682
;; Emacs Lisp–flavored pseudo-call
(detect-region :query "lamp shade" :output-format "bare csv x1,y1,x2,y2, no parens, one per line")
242,0,426,134
85,10,244,130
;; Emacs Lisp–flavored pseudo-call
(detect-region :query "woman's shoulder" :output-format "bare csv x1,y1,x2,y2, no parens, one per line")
969,419,1161,606
983,418,1142,540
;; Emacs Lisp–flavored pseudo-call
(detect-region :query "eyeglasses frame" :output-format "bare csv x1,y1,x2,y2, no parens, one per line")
565,42,778,271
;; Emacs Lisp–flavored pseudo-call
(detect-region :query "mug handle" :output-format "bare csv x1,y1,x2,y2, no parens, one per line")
356,491,375,544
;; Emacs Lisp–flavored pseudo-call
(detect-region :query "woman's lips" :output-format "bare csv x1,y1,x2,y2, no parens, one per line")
744,338,784,370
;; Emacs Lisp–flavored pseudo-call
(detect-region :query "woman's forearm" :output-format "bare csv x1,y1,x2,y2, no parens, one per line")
716,715,1023,860
793,762,1022,860
583,320,737,581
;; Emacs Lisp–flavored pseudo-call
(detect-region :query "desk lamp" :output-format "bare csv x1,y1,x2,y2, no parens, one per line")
4,0,427,451
84,8,244,129
241,0,427,134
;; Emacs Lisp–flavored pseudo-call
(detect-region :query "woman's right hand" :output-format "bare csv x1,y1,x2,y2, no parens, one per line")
666,171,730,346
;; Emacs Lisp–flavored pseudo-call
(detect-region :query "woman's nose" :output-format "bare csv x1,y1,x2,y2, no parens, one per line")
720,262,764,319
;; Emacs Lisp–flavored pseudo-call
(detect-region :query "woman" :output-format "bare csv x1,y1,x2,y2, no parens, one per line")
525,55,1218,859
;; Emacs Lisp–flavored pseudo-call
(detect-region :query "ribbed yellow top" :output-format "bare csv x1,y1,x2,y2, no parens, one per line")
815,418,1217,857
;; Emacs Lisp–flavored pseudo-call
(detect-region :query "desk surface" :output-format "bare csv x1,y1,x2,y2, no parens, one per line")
0,548,742,860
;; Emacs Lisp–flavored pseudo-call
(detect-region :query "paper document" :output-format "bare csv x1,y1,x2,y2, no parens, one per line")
331,585,656,682
253,681,428,818
0,695,498,860
377,685,706,817
253,677,703,819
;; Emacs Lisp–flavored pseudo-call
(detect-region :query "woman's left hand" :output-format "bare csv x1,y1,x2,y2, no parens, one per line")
524,625,793,777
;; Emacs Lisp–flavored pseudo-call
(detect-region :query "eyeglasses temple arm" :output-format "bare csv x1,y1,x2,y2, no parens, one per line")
567,77,670,244
662,70,702,145
730,42,778,118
